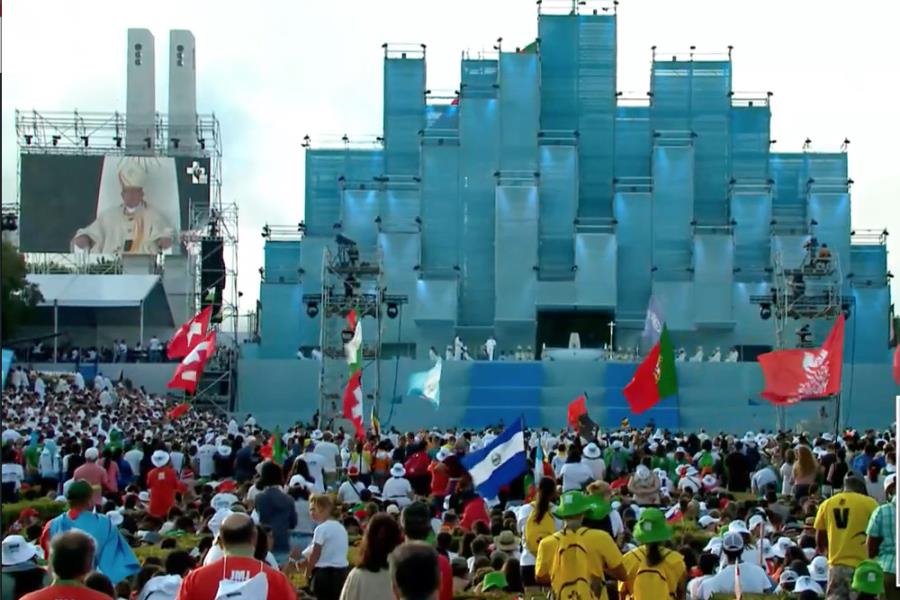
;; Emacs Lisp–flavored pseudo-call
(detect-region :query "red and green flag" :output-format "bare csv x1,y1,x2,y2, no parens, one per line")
623,324,678,414
260,426,285,464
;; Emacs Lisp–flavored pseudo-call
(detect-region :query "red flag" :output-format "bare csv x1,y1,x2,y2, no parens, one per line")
567,394,587,429
758,315,845,404
893,345,900,385
343,370,365,440
167,306,213,359
167,329,217,393
260,437,273,460
167,403,191,420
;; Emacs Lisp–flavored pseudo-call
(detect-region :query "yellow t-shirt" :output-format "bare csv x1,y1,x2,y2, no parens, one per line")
619,546,686,600
535,527,624,600
814,491,879,567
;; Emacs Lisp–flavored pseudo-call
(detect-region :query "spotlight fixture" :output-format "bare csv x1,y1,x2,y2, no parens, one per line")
170,137,180,149
841,302,851,320
81,136,89,147
52,135,61,146
306,301,319,318
386,302,399,319
341,328,355,344
144,137,152,149
113,136,123,147
198,138,206,150
24,135,32,145
759,303,772,320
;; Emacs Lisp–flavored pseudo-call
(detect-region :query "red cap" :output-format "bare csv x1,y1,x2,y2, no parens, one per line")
19,507,39,520
217,480,238,493
348,465,360,476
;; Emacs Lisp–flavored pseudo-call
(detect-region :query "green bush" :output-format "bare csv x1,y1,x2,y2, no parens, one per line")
1,498,66,532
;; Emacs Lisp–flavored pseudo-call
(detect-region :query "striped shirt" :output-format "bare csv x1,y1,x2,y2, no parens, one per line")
866,501,896,574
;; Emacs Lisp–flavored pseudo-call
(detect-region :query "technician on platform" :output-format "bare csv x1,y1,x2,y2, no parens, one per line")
73,158,174,254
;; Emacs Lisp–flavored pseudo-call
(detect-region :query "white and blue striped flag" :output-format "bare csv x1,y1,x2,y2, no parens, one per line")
461,417,527,499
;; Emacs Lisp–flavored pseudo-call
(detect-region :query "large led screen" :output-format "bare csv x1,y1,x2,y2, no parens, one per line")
19,154,210,254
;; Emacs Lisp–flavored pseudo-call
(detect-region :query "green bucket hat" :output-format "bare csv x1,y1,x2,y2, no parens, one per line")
481,571,508,592
633,508,673,544
585,496,612,521
553,491,593,519
852,560,884,596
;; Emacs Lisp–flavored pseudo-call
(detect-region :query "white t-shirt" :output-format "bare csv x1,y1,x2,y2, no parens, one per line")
560,462,594,491
609,508,625,538
170,451,185,474
302,452,326,492
124,449,144,475
688,574,712,600
197,444,216,478
751,467,778,494
39,448,61,477
315,442,340,474
1,463,25,490
337,480,365,505
382,477,413,507
582,457,606,481
699,563,772,599
1,429,22,445
310,520,349,568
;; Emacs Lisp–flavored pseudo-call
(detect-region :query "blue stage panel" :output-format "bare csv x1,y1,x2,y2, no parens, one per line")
414,279,458,323
341,188,379,250
259,283,303,357
652,281,695,332
731,191,772,272
575,233,616,308
538,146,577,277
466,362,544,427
499,52,539,171
693,235,733,325
849,287,890,363
614,192,652,318
380,187,419,232
384,57,425,175
851,245,887,282
615,106,651,178
539,15,578,130
808,191,851,275
304,150,345,236
652,145,694,278
651,61,691,132
264,240,301,284
690,61,731,224
378,232,419,341
495,186,538,321
731,106,770,180
421,144,460,273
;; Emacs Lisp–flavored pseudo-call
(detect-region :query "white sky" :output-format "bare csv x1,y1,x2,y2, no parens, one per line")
3,0,899,316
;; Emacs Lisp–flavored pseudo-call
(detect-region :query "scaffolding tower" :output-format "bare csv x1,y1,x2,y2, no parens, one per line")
303,238,407,430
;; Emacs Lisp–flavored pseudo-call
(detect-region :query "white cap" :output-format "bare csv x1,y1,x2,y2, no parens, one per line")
367,484,381,498
721,532,744,552
809,555,828,581
390,463,406,478
748,514,768,533
1,535,37,566
727,520,750,535
107,511,124,527
436,448,452,462
583,442,601,459
612,440,623,449
802,547,817,561
794,576,824,595
703,536,722,553
311,429,324,441
702,474,718,491
386,504,400,515
698,515,720,528
138,491,150,503
885,473,896,491
772,536,796,559
151,450,170,468
84,447,99,461
288,475,314,491
211,493,239,512
217,445,232,457
779,569,799,585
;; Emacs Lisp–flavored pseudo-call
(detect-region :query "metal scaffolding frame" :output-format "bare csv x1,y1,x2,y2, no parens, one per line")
302,241,407,431
11,109,238,410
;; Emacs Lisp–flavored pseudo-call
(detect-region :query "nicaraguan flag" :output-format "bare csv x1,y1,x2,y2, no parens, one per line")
461,417,527,499
407,358,441,407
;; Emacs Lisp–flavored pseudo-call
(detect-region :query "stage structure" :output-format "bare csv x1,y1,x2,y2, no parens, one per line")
9,29,239,413
240,1,893,431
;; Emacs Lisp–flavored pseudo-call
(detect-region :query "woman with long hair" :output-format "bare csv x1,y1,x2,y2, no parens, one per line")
792,446,818,499
780,448,796,496
338,513,403,600
519,476,558,587
559,444,593,492
100,448,119,495
621,508,687,600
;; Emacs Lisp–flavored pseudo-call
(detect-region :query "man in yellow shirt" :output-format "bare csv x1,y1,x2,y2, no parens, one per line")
814,474,879,599
535,491,626,599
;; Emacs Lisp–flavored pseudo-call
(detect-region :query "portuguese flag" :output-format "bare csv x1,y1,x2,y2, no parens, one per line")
623,324,678,413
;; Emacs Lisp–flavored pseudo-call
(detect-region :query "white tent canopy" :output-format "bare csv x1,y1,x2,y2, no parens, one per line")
27,274,160,307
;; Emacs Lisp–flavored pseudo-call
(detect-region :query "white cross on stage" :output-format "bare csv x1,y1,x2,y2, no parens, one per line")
186,161,208,184
608,320,616,346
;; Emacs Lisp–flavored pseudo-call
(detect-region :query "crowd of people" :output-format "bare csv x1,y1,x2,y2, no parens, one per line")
0,367,897,599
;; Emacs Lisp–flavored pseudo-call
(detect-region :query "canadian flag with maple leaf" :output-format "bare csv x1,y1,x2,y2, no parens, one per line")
166,306,213,359
757,314,845,404
167,329,217,394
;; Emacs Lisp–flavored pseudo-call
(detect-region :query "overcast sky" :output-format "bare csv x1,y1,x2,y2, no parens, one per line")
3,0,899,317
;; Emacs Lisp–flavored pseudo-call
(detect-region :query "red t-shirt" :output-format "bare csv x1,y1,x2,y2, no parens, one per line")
175,555,297,600
22,584,111,600
429,462,449,496
438,553,453,600
146,466,185,519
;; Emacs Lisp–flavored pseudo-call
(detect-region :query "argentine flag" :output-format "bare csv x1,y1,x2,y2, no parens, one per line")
461,418,527,499
408,358,442,407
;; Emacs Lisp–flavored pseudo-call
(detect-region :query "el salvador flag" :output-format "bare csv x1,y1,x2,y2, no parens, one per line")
461,417,527,499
